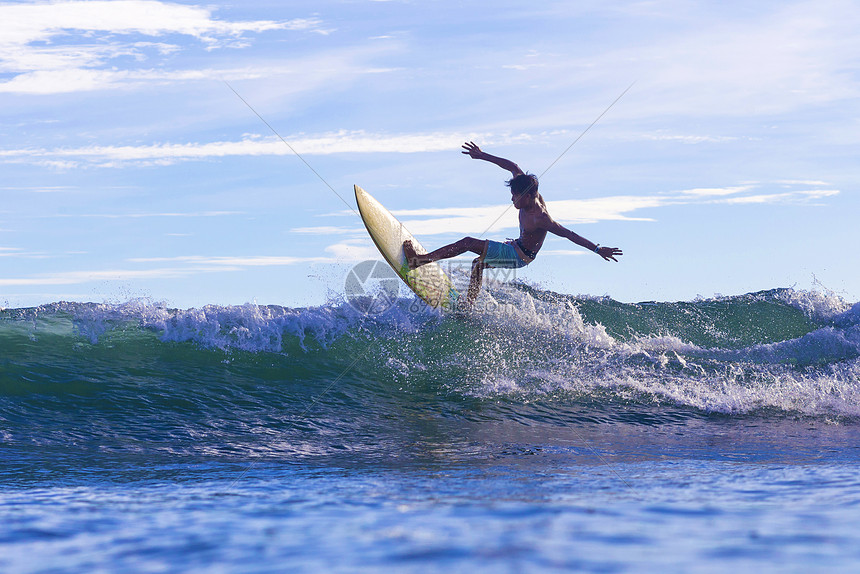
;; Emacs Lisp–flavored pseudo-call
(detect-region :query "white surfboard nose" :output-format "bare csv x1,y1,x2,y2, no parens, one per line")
354,185,459,311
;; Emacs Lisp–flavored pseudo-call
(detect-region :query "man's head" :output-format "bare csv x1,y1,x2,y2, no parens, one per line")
507,173,538,208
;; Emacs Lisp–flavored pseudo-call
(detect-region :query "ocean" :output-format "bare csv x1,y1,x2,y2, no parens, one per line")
2,283,860,572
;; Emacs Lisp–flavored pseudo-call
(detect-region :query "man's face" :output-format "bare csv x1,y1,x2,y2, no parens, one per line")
512,192,531,209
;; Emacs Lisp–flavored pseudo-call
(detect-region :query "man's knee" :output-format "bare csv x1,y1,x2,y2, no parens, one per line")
461,236,485,254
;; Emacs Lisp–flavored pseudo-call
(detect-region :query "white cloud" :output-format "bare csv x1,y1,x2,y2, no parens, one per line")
0,267,195,286
49,211,242,219
127,255,330,266
381,183,840,237
0,247,49,259
676,186,755,197
0,131,534,165
388,195,662,238
1,186,78,193
500,0,860,128
291,226,361,235
0,1,318,54
0,0,325,94
0,56,391,95
0,1,291,45
632,1,860,116
776,180,830,186
716,189,839,205
641,133,740,145
0,68,209,95
0,253,334,287
547,196,663,225
398,212,516,237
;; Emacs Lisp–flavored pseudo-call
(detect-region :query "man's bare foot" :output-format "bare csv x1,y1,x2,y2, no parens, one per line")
403,240,425,269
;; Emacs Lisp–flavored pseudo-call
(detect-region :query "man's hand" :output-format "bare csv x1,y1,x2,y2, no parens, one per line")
461,141,523,177
461,141,484,159
597,246,623,262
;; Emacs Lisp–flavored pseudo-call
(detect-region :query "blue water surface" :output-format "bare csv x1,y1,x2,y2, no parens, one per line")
3,416,860,573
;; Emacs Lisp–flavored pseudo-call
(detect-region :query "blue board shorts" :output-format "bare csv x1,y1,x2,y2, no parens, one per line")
481,240,532,269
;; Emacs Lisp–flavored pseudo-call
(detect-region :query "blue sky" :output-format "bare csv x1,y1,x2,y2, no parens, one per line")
1,0,858,309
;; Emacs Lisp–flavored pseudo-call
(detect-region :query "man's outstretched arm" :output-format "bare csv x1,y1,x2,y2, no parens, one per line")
544,217,623,262
462,141,524,178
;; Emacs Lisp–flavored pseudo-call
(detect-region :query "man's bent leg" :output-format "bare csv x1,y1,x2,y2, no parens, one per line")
466,256,486,309
404,237,485,270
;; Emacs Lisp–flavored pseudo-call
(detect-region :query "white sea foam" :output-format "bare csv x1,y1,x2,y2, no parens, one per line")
473,283,616,349
777,287,853,320
62,295,440,352
463,284,860,417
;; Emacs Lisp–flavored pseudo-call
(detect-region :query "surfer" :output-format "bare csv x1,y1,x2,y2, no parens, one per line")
404,141,622,308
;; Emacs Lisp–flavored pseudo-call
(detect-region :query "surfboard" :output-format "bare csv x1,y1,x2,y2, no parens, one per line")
354,185,460,311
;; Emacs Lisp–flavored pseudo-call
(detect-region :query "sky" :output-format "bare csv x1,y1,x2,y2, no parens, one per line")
1,0,858,310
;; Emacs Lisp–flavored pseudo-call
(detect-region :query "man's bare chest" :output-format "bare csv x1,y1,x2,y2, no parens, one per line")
518,208,545,232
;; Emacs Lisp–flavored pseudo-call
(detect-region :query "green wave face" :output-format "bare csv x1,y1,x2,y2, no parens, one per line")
1,286,859,460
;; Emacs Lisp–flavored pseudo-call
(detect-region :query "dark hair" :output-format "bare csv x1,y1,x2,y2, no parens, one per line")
507,173,538,196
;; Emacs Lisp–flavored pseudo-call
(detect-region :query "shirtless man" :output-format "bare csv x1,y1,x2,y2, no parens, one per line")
404,142,622,308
